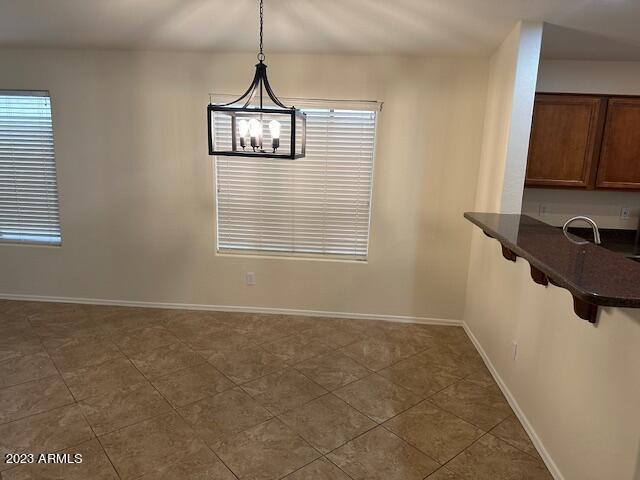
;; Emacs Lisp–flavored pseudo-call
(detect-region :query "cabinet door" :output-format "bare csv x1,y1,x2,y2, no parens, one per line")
596,98,640,190
525,95,605,188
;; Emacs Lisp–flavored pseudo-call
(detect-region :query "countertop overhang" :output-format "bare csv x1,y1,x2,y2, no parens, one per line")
465,212,640,323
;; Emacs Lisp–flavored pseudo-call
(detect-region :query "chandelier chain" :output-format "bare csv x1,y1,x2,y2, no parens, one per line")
258,0,265,61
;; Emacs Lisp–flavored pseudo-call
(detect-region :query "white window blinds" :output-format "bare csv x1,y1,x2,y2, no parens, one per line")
214,99,378,260
0,91,61,245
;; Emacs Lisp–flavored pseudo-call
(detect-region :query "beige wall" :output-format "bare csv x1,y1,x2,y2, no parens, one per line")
522,188,640,229
537,60,640,96
465,27,640,480
473,22,541,213
0,48,488,321
465,234,640,480
471,25,518,213
523,59,640,229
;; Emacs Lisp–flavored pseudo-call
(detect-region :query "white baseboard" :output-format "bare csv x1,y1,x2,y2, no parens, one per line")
462,322,563,480
0,293,462,327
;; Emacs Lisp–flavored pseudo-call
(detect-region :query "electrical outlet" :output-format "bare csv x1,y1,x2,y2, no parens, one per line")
512,341,518,361
539,204,548,216
245,272,256,286
620,206,630,219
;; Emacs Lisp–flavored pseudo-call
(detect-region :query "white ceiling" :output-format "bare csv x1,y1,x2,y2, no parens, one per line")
0,0,639,58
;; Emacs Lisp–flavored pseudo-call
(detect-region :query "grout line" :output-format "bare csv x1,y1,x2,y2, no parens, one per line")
378,425,442,467
0,399,79,429
114,338,241,480
421,376,533,453
319,455,356,480
102,343,187,478
422,378,509,432
438,430,492,473
0,319,85,426
0,370,63,396
273,390,379,448
378,381,468,429
487,416,545,461
418,380,548,465
24,318,123,479
305,353,513,471
276,453,356,480
379,410,478,467
86,419,123,479
192,333,349,393
270,416,326,476
218,415,319,480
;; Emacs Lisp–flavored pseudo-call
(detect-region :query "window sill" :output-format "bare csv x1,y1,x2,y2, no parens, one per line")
215,250,368,264
0,240,62,248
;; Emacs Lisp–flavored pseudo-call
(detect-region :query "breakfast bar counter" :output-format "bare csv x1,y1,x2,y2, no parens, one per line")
465,212,640,322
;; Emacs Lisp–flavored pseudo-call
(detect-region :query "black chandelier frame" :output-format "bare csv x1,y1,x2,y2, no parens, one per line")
207,0,306,160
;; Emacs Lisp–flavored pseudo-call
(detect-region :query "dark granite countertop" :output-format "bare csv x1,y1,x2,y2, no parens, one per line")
563,226,639,258
464,212,640,309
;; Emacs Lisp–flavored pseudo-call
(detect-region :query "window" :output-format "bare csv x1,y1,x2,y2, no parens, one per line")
214,99,378,260
0,91,61,245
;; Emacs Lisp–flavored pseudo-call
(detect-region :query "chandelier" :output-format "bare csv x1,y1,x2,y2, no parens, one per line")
207,0,306,159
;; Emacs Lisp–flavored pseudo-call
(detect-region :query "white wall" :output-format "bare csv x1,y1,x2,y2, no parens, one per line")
0,48,489,321
523,59,640,229
465,28,640,480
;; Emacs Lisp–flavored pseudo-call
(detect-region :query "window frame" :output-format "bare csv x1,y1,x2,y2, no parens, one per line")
212,97,380,261
0,89,62,246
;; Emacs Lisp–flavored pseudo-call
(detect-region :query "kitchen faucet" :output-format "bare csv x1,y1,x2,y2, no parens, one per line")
562,216,602,245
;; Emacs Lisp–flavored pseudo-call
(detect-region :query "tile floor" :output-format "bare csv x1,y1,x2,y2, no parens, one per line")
0,300,553,479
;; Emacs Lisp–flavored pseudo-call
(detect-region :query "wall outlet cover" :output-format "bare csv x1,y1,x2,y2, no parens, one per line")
620,207,630,219
245,272,256,286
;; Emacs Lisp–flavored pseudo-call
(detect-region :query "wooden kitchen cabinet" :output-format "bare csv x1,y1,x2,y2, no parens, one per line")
596,97,640,189
525,94,605,188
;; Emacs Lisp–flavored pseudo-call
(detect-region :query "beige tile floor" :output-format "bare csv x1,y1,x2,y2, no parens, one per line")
0,300,553,479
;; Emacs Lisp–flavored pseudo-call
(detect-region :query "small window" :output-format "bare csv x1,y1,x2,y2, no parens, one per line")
0,91,61,245
214,100,378,260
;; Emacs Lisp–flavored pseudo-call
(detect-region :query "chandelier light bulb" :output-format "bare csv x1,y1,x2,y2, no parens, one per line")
269,120,281,153
238,119,249,137
248,118,262,137
237,119,249,149
269,120,281,139
248,118,262,150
